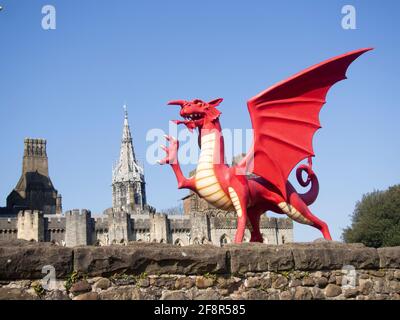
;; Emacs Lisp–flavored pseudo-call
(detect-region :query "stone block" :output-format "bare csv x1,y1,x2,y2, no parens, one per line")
378,247,400,268
227,243,294,273
73,243,228,276
0,241,73,280
290,242,379,270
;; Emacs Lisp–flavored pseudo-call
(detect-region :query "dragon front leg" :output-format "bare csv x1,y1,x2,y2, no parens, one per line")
228,185,249,244
158,135,196,191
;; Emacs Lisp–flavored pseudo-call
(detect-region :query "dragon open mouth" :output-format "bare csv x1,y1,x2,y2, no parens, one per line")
182,113,204,121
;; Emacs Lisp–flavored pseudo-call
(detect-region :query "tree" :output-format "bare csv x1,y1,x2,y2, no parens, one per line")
342,184,400,247
161,203,184,216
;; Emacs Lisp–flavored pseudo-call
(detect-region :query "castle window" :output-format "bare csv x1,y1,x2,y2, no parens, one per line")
220,234,230,246
281,235,285,244
134,193,140,205
174,239,183,246
120,185,126,196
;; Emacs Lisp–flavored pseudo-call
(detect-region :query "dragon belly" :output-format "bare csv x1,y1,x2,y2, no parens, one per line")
195,133,233,210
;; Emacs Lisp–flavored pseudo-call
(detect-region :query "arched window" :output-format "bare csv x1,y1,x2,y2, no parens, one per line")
220,234,230,246
174,239,183,246
193,238,200,245
281,235,286,244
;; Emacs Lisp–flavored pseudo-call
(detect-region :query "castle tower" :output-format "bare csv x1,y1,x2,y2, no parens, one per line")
17,210,45,242
5,138,62,215
112,105,147,213
65,209,92,247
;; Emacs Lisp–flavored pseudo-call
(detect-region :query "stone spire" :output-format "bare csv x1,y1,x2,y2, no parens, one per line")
112,105,146,211
113,105,143,183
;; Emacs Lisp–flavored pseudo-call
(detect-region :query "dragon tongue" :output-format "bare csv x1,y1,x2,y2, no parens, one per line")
172,120,195,132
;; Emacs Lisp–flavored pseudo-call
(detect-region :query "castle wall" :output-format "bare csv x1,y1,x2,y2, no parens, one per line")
190,212,211,244
0,218,17,241
93,217,108,245
168,216,191,246
107,210,131,244
45,216,66,245
149,213,168,243
0,209,294,247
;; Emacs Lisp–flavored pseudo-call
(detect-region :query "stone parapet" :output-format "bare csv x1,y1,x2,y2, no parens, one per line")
0,240,399,300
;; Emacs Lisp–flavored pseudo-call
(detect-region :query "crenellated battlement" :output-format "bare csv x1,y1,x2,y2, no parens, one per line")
65,209,91,217
18,209,43,219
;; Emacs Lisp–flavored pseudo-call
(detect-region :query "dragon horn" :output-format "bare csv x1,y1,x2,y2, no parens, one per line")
167,100,186,106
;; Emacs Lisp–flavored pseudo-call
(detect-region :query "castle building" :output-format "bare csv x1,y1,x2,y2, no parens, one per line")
112,106,147,213
1,138,62,216
0,107,293,246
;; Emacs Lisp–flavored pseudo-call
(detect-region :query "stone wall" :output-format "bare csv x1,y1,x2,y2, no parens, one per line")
0,240,399,300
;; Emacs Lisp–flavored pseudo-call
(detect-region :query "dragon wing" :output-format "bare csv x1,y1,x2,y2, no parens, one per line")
241,48,372,199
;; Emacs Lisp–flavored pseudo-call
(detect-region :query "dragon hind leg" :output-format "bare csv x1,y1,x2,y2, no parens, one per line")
281,192,332,240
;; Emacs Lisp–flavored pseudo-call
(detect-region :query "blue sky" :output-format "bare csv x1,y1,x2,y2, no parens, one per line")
0,0,399,242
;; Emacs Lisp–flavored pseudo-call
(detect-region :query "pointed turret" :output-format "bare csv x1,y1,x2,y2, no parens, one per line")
112,105,147,212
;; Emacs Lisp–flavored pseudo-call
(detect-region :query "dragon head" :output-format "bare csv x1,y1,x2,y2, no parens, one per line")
168,98,223,131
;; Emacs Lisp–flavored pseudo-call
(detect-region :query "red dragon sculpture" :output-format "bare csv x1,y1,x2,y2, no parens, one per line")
159,48,372,243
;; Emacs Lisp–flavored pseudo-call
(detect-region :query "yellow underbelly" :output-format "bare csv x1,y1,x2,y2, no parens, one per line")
195,133,233,211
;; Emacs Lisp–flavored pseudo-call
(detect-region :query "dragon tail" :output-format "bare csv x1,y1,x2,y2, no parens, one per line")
296,161,319,206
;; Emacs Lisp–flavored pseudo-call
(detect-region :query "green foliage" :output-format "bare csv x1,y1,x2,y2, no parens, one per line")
279,271,291,279
342,184,400,248
110,272,148,284
137,271,148,280
203,272,217,280
64,270,79,292
32,281,45,298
